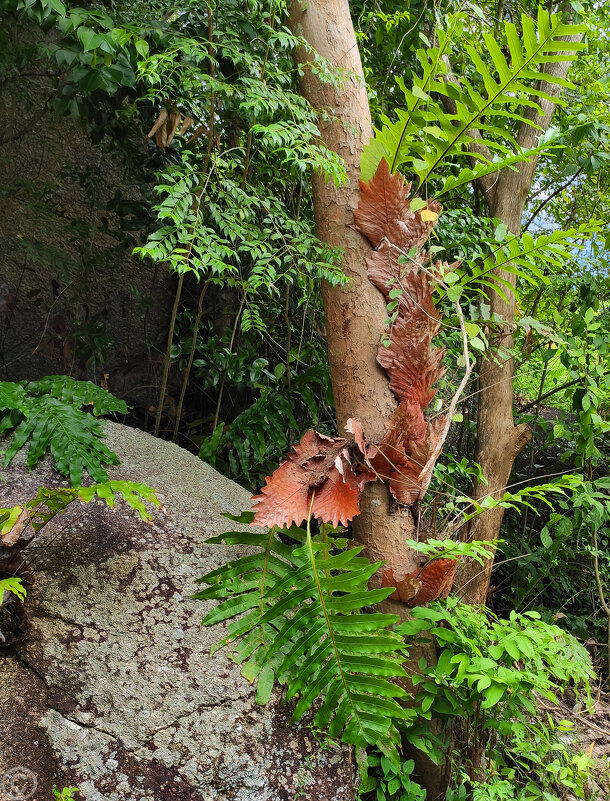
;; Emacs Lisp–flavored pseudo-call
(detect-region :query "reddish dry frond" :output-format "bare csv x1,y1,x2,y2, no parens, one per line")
251,430,364,528
353,158,448,505
312,460,361,527
382,558,460,606
354,159,440,251
250,159,452,539
354,158,410,247
380,568,422,604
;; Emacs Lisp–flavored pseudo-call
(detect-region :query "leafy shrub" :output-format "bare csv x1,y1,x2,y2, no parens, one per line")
399,599,594,800
358,755,426,801
197,510,594,797
0,376,127,485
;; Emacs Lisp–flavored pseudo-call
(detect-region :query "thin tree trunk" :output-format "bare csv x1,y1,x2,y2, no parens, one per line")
288,0,418,582
288,3,448,798
457,33,583,604
289,8,582,796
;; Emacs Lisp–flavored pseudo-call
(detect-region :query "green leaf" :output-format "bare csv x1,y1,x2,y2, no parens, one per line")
25,376,127,416
49,0,66,15
255,664,275,704
361,12,585,189
446,285,463,303
409,198,428,212
0,577,27,602
3,396,118,486
198,521,408,757
494,222,508,242
77,26,103,52
481,682,506,709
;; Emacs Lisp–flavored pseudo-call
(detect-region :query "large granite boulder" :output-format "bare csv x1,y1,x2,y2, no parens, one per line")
0,423,355,800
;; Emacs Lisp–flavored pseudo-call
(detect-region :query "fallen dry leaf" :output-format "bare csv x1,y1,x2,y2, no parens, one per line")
1,508,31,547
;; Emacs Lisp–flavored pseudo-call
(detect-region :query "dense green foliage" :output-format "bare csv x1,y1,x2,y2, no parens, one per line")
399,601,593,800
197,511,594,795
7,0,344,448
2,0,610,798
0,376,126,484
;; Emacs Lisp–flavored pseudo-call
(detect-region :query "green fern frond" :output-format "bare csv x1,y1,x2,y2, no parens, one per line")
196,510,410,758
25,376,128,416
442,222,601,301
0,382,29,414
3,396,118,485
0,377,127,485
0,577,26,602
0,481,161,540
361,11,586,189
406,538,500,566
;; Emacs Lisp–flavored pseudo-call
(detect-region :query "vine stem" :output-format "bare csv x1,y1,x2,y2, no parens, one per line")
212,294,245,432
419,296,473,485
592,527,610,681
154,4,216,438
171,278,212,441
154,273,184,437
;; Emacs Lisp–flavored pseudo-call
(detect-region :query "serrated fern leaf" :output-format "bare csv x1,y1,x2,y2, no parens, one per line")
442,222,601,300
0,377,127,485
77,481,161,521
0,382,29,413
0,482,160,544
26,376,128,416
197,514,409,757
361,11,585,190
3,396,118,485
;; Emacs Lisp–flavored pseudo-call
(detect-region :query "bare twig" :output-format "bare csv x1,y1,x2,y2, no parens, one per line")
171,278,212,441
419,297,474,484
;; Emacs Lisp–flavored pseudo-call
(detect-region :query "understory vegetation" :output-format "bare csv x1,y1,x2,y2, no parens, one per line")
1,0,610,798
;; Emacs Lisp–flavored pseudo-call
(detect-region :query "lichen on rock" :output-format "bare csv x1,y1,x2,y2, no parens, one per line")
0,422,356,800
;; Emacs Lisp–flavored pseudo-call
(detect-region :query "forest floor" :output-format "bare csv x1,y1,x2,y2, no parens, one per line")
539,684,610,798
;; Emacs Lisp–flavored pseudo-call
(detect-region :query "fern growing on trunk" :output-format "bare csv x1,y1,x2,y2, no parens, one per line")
196,509,412,760
361,10,586,195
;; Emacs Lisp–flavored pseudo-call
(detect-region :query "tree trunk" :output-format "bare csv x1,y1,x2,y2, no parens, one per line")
288,3,449,797
457,35,583,604
287,0,419,582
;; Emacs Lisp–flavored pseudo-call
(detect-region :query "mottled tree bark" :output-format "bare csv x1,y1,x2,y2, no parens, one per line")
288,0,419,581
